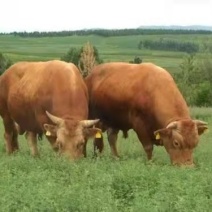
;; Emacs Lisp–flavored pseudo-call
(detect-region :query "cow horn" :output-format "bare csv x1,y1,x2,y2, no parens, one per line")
80,119,100,128
193,120,208,126
46,111,64,125
166,121,178,129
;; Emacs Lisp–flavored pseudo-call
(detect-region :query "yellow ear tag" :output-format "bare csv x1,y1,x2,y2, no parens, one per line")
95,132,102,138
46,131,51,136
155,133,160,140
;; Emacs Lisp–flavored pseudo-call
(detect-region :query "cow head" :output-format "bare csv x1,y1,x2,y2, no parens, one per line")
43,111,101,159
154,119,208,166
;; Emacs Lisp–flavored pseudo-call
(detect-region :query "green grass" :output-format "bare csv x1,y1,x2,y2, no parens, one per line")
1,33,212,73
1,33,212,211
0,107,212,211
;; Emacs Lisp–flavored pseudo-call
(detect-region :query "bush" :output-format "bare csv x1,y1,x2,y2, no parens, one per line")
129,56,142,64
60,47,81,65
0,53,13,75
175,53,212,106
60,43,103,77
194,82,212,106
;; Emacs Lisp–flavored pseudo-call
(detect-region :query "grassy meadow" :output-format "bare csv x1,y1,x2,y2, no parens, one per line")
0,33,212,211
0,108,212,212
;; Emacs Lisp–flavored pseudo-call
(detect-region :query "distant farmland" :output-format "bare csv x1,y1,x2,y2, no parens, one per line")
1,32,212,73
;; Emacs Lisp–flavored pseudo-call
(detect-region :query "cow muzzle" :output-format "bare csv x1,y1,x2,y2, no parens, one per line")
169,149,195,167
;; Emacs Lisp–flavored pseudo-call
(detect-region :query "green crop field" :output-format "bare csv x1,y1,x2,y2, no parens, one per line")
0,107,212,211
1,33,212,73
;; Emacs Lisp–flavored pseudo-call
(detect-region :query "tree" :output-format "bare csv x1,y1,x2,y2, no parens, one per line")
174,54,199,105
61,43,103,78
129,56,142,64
0,53,13,75
78,42,96,78
60,47,81,66
194,52,212,106
175,53,212,106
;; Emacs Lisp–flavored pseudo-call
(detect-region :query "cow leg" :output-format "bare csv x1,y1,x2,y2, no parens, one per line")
82,139,88,157
3,116,19,154
25,132,39,156
142,143,153,161
136,131,153,160
93,136,104,157
107,128,119,157
132,117,154,160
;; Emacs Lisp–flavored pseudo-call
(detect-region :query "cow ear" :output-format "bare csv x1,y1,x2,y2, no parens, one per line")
83,128,102,139
43,124,57,136
197,126,208,135
194,120,208,135
154,128,172,144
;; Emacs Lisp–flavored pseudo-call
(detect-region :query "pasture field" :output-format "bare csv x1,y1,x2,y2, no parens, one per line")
1,33,212,72
0,107,212,212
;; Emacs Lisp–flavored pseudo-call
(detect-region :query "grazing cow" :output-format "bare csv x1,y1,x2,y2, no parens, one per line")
85,62,208,165
0,60,100,159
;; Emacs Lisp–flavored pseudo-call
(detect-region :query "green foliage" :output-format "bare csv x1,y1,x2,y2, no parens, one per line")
0,53,13,75
60,45,103,70
93,46,103,64
129,56,142,64
175,54,197,104
175,53,212,106
60,47,81,65
194,82,212,106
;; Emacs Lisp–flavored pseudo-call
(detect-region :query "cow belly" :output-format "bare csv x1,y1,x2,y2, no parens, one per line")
94,105,131,130
7,91,41,132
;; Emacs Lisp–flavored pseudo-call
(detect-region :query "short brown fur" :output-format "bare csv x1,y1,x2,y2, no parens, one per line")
85,62,208,165
0,60,99,158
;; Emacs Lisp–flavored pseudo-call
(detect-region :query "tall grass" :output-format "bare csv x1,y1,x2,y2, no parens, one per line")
0,107,212,211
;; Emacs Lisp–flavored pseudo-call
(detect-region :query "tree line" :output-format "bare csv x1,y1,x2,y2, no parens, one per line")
138,39,199,53
1,28,212,38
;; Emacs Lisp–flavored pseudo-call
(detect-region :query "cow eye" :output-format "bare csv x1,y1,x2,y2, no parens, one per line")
173,140,180,148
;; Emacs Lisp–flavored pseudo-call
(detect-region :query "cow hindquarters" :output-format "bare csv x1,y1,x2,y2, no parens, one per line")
3,115,19,153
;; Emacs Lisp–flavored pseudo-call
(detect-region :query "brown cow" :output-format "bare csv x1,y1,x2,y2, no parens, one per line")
0,60,100,159
85,62,208,166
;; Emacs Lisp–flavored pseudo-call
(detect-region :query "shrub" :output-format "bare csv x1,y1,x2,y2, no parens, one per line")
60,43,103,77
194,82,212,106
175,53,212,106
0,53,13,75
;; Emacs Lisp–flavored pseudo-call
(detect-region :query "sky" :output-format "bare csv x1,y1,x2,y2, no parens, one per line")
0,0,212,32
